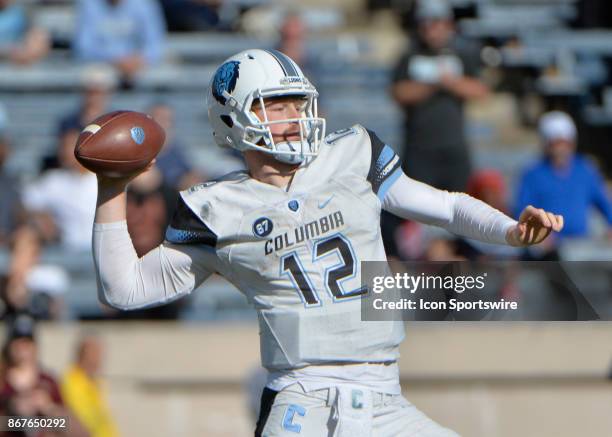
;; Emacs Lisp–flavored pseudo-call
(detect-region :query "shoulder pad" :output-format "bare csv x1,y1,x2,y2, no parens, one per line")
186,170,249,195
324,126,360,145
364,128,402,200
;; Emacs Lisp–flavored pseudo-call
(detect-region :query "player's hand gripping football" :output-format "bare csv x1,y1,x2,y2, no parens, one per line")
96,159,156,189
505,205,564,247
94,160,157,224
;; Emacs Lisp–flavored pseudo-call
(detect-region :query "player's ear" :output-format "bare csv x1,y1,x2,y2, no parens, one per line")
250,100,263,121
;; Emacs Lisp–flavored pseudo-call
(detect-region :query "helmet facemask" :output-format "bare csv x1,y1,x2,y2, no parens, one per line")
241,87,326,165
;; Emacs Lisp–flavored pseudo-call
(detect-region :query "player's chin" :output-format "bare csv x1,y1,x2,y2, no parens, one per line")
277,161,301,173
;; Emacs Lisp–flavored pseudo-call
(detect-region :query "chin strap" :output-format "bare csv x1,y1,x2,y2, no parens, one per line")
273,140,305,164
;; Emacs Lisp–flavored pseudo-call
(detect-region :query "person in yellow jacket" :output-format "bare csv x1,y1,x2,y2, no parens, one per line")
61,336,118,437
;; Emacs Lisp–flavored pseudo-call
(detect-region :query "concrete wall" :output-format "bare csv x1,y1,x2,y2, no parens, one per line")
7,322,612,436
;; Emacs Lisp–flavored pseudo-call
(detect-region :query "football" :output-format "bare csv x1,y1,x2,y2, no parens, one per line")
74,110,165,176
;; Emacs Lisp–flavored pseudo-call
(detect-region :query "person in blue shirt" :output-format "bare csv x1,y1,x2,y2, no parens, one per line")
74,0,166,81
515,111,612,238
0,0,49,65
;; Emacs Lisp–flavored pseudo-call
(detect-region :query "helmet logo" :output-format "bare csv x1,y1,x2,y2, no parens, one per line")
212,61,240,104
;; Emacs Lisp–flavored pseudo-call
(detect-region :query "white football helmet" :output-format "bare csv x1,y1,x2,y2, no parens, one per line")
207,49,326,165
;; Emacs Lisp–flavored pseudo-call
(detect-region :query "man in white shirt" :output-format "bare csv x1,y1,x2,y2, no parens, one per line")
24,128,97,251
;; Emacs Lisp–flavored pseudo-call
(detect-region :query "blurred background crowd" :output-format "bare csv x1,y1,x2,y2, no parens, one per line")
0,0,612,435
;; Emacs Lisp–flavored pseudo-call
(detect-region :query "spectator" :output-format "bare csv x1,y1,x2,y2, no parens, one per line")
391,0,488,192
1,106,72,321
515,111,612,238
126,165,173,257
148,102,202,190
0,314,89,437
0,104,23,246
277,12,309,73
160,0,221,32
23,128,97,251
422,232,465,262
0,0,50,65
149,102,201,191
274,11,323,98
59,68,115,136
61,336,118,437
0,106,39,317
74,0,166,82
43,68,115,173
387,0,488,260
467,170,509,216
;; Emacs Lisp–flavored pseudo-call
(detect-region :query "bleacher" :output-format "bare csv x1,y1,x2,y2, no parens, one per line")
1,18,401,178
460,1,577,39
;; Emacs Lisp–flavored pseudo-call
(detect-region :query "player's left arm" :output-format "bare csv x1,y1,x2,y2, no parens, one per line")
364,129,563,246
383,173,563,247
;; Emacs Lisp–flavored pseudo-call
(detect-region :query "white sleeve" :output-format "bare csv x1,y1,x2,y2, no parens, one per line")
382,172,517,245
92,221,216,310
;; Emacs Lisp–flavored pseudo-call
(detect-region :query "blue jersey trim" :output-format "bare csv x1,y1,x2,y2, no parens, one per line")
377,167,402,201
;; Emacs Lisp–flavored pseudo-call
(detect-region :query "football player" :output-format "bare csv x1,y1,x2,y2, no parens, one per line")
92,49,563,436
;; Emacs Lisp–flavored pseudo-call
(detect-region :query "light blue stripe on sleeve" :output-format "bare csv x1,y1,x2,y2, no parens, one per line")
377,167,403,200
376,145,396,172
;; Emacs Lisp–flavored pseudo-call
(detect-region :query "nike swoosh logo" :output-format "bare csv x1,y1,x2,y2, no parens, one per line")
318,194,334,209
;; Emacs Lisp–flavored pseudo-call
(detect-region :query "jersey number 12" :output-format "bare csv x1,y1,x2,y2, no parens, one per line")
281,234,366,307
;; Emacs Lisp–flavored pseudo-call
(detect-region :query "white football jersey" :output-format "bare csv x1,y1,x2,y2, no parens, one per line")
166,124,404,370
